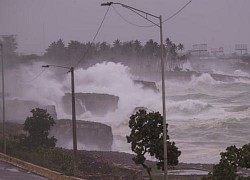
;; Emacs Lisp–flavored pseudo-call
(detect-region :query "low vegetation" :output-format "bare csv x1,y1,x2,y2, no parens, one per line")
1,108,250,179
202,143,250,180
0,108,142,178
127,109,181,180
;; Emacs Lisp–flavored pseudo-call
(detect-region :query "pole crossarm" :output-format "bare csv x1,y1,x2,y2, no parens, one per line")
42,64,71,70
101,2,160,27
42,64,73,73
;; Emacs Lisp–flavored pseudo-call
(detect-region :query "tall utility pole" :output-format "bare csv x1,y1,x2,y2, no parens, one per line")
42,65,78,175
159,16,168,180
0,34,15,155
0,43,6,154
101,2,168,179
70,67,78,174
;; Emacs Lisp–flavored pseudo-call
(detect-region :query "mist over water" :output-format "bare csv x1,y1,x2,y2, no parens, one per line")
4,59,250,164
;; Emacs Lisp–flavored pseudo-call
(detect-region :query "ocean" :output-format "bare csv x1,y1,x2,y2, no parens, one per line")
6,58,250,164
165,73,250,163
62,59,248,164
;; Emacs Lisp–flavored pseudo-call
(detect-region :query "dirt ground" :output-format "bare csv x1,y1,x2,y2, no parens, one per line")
80,150,213,179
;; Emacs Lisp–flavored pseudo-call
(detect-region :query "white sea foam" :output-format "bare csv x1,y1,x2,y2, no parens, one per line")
4,61,250,164
233,69,249,77
167,99,212,115
190,73,219,85
233,77,250,84
182,60,193,71
6,62,65,105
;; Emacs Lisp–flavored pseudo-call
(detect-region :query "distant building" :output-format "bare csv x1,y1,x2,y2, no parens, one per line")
235,44,248,55
190,44,209,57
211,47,224,57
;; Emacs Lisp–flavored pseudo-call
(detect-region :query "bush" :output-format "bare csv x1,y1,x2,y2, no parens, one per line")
203,143,250,180
126,109,181,180
23,108,57,149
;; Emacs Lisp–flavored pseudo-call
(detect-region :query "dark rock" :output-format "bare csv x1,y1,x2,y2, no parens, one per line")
165,71,250,82
132,107,149,114
62,93,119,116
50,119,113,151
0,98,57,121
133,80,159,92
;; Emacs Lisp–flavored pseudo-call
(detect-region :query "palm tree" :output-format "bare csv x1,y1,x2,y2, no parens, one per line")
133,40,142,57
45,39,67,63
112,39,122,58
113,39,121,48
177,43,184,54
165,38,187,71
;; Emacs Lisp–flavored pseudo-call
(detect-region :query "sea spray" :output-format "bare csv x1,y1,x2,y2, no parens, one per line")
167,99,212,115
190,73,219,85
3,60,250,164
233,69,249,77
6,63,63,105
70,62,162,151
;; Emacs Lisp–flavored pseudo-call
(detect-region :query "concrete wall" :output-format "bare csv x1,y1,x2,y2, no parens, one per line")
0,153,143,180
0,153,83,180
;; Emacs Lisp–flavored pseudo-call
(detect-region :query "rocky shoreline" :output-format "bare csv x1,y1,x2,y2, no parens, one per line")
79,150,213,179
1,122,214,179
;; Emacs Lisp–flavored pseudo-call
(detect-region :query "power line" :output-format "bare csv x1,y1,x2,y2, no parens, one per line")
21,6,111,79
74,6,111,68
112,5,151,27
111,0,193,28
163,0,193,23
19,68,47,83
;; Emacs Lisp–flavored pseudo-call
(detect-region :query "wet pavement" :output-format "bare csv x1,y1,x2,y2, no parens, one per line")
0,161,47,180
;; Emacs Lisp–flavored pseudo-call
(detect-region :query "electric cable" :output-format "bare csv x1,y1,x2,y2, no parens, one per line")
74,5,111,68
19,5,110,83
111,0,193,28
112,5,151,27
19,68,47,83
163,0,193,23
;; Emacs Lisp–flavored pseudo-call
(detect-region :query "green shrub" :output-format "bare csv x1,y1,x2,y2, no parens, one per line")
203,143,250,180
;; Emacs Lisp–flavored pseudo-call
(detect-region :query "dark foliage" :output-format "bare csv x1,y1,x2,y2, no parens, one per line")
42,38,188,70
203,143,250,180
23,108,57,149
126,109,181,179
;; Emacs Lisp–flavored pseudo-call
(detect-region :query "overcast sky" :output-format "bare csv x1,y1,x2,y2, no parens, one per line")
1,0,250,54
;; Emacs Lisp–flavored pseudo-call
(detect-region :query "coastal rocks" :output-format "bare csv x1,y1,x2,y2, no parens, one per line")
0,98,57,121
133,80,159,92
62,93,119,116
50,119,113,150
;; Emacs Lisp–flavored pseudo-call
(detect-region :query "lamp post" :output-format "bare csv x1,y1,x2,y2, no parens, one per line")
0,43,6,154
0,35,17,155
101,2,168,179
42,65,78,175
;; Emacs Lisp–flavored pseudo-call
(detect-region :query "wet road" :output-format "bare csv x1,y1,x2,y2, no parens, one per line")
0,161,47,180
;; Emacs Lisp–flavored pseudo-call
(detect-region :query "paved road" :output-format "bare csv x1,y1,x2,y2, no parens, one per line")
0,161,47,180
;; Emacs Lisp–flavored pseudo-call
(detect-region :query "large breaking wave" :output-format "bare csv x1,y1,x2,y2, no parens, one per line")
4,60,250,163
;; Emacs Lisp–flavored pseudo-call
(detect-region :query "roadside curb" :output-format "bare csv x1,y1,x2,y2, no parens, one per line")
0,153,84,180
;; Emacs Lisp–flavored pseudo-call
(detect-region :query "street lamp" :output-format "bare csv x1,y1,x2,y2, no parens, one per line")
101,2,168,179
42,65,78,175
0,43,6,154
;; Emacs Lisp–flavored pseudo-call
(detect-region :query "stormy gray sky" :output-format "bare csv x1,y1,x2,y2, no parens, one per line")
1,0,250,54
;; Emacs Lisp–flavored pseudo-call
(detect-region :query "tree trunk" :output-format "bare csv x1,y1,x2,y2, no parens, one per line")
142,163,153,180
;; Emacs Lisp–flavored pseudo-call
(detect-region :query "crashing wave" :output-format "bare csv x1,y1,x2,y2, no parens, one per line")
233,69,249,77
190,73,219,85
168,99,212,115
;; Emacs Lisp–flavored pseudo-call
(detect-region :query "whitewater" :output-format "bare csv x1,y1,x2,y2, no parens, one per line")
7,59,250,164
